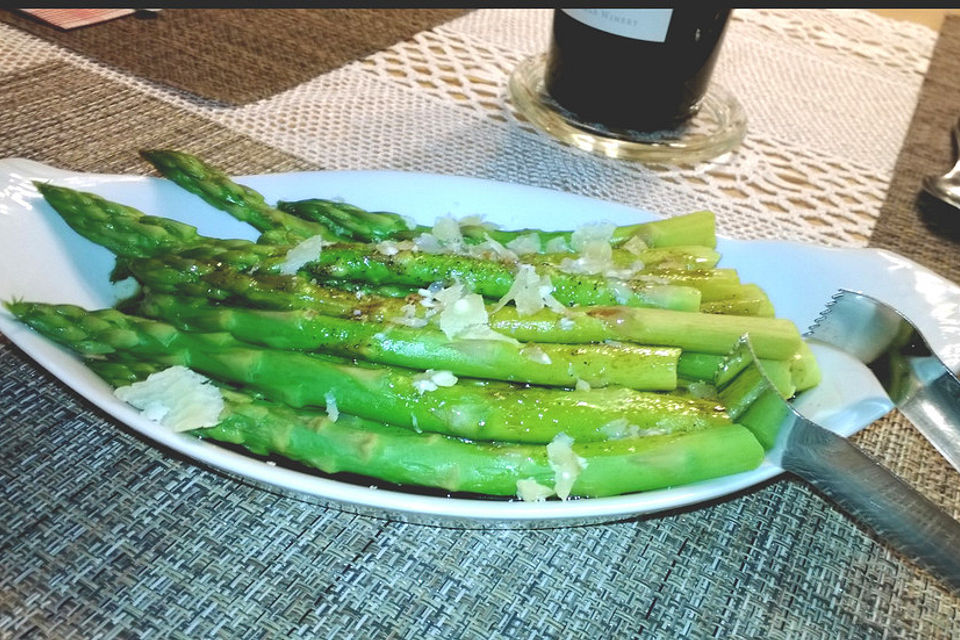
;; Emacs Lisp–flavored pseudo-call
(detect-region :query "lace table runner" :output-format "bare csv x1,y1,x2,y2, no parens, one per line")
2,9,959,639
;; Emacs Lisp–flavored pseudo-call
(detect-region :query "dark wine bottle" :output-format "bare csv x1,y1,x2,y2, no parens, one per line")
544,9,731,132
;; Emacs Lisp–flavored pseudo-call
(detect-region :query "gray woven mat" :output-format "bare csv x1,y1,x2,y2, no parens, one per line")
2,43,960,640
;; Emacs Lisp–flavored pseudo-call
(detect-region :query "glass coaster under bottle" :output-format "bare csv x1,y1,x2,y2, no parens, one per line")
509,9,747,164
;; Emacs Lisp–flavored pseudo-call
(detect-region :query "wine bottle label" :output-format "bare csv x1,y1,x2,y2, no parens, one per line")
561,9,674,43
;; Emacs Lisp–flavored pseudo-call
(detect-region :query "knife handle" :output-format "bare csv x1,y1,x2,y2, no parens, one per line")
898,366,960,474
781,420,960,592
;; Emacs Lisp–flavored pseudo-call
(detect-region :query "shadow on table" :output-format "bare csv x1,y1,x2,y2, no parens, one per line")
918,191,960,243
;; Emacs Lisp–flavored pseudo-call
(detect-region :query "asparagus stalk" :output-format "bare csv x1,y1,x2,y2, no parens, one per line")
36,182,701,313
36,182,205,258
133,294,681,391
529,245,721,271
497,306,805,360
700,296,776,318
35,182,277,263
678,352,799,397
275,198,414,243
87,358,763,497
286,244,701,311
140,149,338,242
144,145,716,250
715,337,794,450
119,252,805,359
277,198,718,250
274,197,720,268
8,301,733,444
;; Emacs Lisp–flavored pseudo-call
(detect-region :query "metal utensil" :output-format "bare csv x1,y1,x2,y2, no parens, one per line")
922,117,960,210
718,335,960,592
807,290,960,474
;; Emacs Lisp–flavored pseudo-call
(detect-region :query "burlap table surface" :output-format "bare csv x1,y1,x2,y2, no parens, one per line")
2,10,960,639
0,9,470,105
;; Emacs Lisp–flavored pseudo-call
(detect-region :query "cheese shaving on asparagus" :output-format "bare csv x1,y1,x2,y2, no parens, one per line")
278,234,331,275
547,433,587,501
114,365,223,432
492,264,566,317
411,369,458,394
516,478,554,502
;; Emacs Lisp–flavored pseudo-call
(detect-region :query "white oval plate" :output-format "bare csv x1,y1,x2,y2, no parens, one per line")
2,158,960,525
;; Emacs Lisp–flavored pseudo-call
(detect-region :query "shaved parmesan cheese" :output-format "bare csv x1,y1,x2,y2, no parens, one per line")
685,381,717,399
458,214,497,229
324,391,339,422
114,365,223,432
493,264,566,317
539,277,568,314
570,222,616,251
413,232,446,254
437,286,489,339
506,233,542,256
557,222,646,279
521,344,552,365
559,240,643,280
464,234,518,263
516,478,554,502
545,236,571,253
388,303,428,328
547,433,587,501
412,369,458,394
432,216,463,246
610,280,634,305
600,418,641,440
407,282,515,342
622,235,649,255
375,239,417,256
455,324,520,345
278,234,330,275
415,281,447,314
559,239,614,276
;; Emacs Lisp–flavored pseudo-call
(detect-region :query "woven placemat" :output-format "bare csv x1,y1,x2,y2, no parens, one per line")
1,48,960,639
870,15,960,284
0,8,469,105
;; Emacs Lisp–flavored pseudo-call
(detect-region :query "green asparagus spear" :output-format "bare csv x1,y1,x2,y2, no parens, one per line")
275,198,414,243
36,182,701,313
140,149,339,242
133,293,681,391
34,178,804,363
207,412,764,497
678,352,798,397
529,245,721,271
34,181,278,263
277,198,717,250
700,295,776,317
273,244,703,311
36,182,204,258
715,337,794,450
119,252,805,360
274,199,720,267
8,301,733,444
87,358,763,497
